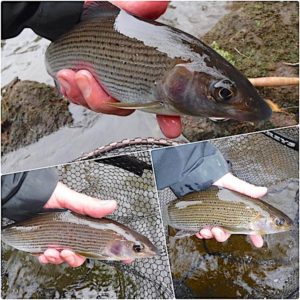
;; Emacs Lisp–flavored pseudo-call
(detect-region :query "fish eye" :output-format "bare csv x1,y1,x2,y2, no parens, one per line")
133,243,144,253
275,218,285,226
211,79,236,102
219,87,233,100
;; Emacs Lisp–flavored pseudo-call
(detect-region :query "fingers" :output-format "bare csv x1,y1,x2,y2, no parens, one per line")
195,227,264,248
38,249,64,265
213,173,268,198
60,250,86,267
249,235,264,248
198,228,213,239
38,249,86,267
57,69,134,116
122,259,135,264
111,1,169,20
57,70,87,107
211,227,231,242
60,187,117,218
75,70,133,116
45,182,117,219
195,227,231,242
156,115,182,138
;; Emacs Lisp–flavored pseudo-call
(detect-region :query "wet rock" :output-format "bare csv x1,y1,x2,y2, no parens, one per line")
1,78,73,155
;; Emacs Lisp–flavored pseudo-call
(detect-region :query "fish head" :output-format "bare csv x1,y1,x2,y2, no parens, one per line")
159,59,272,121
107,234,159,260
267,210,293,233
251,208,293,234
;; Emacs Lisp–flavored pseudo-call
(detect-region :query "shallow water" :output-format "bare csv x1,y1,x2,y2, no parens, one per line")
1,247,136,299
1,1,228,173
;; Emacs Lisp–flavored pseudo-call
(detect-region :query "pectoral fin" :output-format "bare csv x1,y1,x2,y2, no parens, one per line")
31,252,44,257
221,226,252,234
174,230,197,239
107,101,162,110
76,251,107,260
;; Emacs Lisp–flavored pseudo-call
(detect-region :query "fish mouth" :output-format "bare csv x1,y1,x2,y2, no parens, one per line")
271,225,293,234
139,244,160,258
283,221,294,231
252,99,273,121
225,100,272,121
284,225,293,232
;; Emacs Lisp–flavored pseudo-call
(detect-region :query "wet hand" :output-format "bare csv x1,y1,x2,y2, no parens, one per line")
57,1,182,139
195,173,267,248
38,182,134,267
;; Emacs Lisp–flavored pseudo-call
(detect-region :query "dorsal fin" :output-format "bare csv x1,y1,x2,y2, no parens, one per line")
81,2,120,21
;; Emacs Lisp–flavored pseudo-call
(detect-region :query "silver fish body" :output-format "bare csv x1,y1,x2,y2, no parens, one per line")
45,6,271,121
166,187,293,236
2,211,158,260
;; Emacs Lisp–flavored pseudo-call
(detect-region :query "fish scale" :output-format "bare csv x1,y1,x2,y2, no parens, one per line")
3,224,126,251
46,18,175,104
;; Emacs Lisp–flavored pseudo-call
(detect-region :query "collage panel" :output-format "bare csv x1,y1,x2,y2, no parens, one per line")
152,126,299,299
2,152,174,299
2,1,298,173
1,1,299,299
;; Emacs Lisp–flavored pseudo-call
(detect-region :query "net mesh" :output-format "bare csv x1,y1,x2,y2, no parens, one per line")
76,137,183,161
211,127,299,186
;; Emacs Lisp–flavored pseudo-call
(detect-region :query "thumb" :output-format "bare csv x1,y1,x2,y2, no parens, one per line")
156,115,182,138
75,70,133,116
213,173,267,198
45,182,117,218
111,1,169,20
57,69,86,106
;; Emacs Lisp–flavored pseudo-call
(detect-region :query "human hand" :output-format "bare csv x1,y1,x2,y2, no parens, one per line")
38,182,133,267
195,173,267,248
57,1,182,139
111,1,169,19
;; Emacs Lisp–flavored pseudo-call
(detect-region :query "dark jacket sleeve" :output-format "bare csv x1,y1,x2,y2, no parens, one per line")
152,142,229,196
1,168,59,221
2,1,84,41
